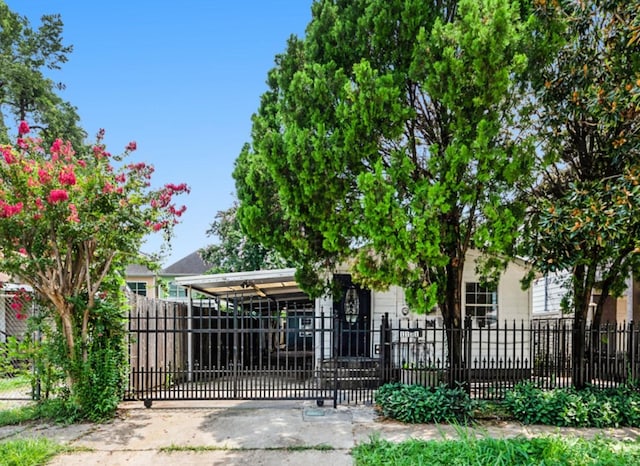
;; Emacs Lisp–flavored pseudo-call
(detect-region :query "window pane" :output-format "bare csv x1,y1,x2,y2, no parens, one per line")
465,282,497,326
127,281,147,296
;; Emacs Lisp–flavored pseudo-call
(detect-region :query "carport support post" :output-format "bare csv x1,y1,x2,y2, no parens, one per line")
187,286,193,383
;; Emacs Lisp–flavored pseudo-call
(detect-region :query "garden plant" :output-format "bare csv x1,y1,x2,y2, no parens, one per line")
0,123,188,421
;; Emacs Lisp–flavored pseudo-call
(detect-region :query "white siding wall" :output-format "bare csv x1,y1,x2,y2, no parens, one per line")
369,251,532,323
532,272,568,317
366,251,532,363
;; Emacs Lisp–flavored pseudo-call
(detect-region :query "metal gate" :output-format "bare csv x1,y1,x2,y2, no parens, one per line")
125,294,380,407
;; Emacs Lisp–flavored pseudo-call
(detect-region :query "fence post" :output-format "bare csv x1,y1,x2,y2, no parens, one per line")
629,321,636,382
380,313,391,385
463,315,472,394
333,312,340,409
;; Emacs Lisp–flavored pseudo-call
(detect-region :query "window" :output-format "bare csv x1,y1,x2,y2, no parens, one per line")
168,282,188,298
465,282,497,327
127,281,147,296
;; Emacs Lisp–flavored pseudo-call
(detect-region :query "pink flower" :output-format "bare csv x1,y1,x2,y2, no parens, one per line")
126,141,137,151
165,183,189,193
38,169,52,184
67,203,79,223
3,150,16,164
115,173,126,183
169,205,187,217
17,138,28,150
47,189,69,203
0,201,23,218
10,300,22,312
18,121,29,135
50,139,63,155
58,167,77,186
128,162,147,171
102,182,114,194
19,248,26,255
93,145,107,159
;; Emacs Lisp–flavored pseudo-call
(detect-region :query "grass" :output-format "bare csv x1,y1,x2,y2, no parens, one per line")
0,437,67,466
352,435,640,466
0,404,40,426
0,375,31,393
160,444,334,453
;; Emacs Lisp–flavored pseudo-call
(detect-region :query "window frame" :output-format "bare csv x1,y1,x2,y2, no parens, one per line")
464,282,498,327
127,281,147,296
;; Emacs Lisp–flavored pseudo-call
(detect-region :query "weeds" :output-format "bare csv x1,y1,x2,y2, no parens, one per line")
353,435,640,465
0,438,66,466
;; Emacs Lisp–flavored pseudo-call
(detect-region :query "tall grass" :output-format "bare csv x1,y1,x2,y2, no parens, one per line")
353,435,640,466
0,404,39,426
0,438,65,466
0,375,30,393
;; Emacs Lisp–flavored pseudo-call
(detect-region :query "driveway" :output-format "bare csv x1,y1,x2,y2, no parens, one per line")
2,400,640,465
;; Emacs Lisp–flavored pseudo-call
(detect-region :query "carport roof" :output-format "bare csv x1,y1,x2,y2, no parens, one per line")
174,268,309,301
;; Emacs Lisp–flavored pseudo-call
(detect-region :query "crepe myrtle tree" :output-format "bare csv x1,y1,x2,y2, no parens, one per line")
0,121,189,388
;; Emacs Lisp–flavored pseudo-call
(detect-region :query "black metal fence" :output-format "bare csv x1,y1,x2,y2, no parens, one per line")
379,315,640,399
125,293,640,406
126,294,346,406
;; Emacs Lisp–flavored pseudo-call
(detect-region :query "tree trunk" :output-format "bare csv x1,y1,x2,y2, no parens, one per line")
58,306,79,388
442,258,465,388
572,264,593,389
572,309,587,389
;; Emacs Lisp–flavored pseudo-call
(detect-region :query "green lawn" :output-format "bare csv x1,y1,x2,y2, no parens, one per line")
0,375,30,393
353,435,640,466
0,438,66,466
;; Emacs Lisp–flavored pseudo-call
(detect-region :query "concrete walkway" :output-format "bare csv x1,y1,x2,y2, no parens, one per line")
2,400,640,465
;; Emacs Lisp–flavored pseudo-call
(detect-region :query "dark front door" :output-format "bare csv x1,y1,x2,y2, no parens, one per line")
333,274,371,357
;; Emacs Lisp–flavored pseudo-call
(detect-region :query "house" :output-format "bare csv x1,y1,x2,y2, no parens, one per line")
532,272,640,323
172,249,532,381
125,251,212,300
124,263,158,298
0,273,33,342
160,251,212,300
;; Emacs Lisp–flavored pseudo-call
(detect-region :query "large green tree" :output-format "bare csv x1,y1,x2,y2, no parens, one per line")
234,0,535,377
520,1,640,388
0,1,85,146
200,200,291,273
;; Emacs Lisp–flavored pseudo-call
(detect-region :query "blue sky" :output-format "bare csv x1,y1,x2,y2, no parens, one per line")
6,0,312,266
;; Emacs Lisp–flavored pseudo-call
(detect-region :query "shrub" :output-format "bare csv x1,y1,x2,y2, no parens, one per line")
503,382,640,427
375,383,473,424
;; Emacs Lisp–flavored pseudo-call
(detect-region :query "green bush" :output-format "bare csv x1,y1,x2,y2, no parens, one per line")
18,294,129,423
69,297,129,422
375,382,473,424
503,382,640,427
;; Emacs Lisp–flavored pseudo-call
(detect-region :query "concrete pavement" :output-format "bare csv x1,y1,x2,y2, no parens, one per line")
2,400,640,465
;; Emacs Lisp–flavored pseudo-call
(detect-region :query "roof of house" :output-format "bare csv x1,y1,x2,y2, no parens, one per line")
162,251,211,276
125,263,155,277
